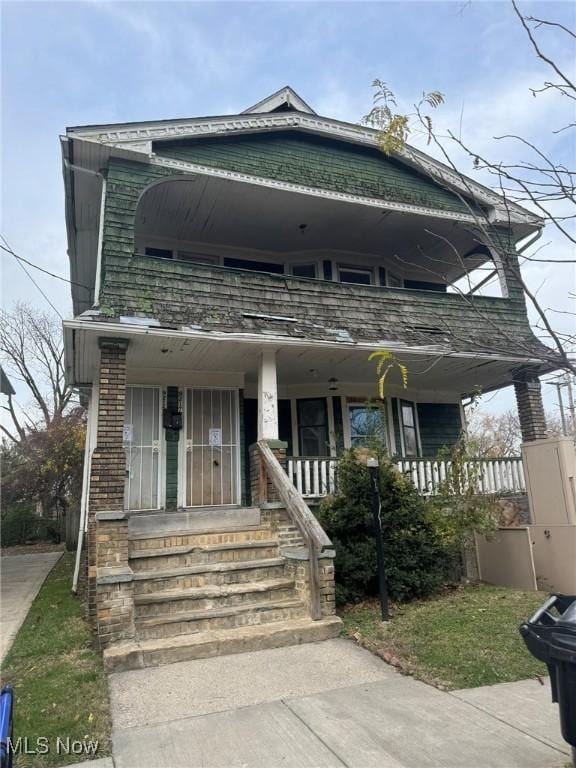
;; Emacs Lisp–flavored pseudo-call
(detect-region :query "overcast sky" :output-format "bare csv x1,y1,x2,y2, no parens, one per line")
2,0,574,420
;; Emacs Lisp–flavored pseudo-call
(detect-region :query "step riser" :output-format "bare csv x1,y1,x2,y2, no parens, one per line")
130,546,279,572
135,587,297,618
103,617,344,673
130,529,274,553
134,564,287,595
136,605,309,641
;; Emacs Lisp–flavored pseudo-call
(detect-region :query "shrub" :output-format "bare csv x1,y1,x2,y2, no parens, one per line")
317,450,455,604
1,504,61,547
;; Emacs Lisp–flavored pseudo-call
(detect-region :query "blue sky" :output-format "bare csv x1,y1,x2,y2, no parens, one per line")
1,0,574,418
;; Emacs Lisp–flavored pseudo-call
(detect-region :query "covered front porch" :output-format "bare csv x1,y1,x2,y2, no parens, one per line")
66,319,537,514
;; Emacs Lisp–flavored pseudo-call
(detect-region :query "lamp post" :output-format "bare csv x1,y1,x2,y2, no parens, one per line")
367,457,389,622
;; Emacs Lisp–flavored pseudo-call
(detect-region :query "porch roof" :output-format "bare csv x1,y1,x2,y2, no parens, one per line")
63,317,553,396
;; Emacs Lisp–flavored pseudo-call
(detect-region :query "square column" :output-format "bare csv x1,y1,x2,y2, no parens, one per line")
514,367,547,442
258,348,279,441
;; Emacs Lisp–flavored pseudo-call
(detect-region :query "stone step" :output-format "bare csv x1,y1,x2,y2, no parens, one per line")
135,598,308,641
134,578,297,618
104,615,343,672
129,528,274,552
133,557,287,595
128,506,261,539
130,540,279,572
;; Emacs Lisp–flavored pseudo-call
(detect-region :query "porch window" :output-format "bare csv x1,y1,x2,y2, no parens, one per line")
144,247,173,260
297,398,329,456
349,403,388,449
338,266,373,285
223,257,284,274
400,400,419,456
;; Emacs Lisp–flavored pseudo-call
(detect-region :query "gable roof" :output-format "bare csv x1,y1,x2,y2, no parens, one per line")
242,86,316,115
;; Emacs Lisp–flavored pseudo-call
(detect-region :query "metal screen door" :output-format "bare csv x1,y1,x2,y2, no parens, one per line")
185,389,239,507
123,386,161,511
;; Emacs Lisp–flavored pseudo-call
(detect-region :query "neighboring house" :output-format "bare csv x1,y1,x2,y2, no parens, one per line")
62,87,558,669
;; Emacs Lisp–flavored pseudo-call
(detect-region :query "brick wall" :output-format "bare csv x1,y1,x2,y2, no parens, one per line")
514,368,547,442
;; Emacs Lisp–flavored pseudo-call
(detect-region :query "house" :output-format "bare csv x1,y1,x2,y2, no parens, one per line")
62,86,557,670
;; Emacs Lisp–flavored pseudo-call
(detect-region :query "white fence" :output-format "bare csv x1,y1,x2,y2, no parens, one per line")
286,456,525,498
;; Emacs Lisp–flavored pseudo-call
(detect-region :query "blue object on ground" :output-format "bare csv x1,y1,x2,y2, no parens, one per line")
0,684,14,768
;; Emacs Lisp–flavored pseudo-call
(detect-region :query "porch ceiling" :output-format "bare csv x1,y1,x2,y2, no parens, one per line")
65,321,541,397
135,175,487,282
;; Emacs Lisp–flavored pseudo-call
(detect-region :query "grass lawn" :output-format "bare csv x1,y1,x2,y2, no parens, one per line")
1,553,111,767
341,584,548,690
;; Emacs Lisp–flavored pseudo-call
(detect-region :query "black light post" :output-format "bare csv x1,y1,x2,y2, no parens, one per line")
367,457,389,622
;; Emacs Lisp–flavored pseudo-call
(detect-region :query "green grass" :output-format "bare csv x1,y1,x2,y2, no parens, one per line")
340,584,548,690
1,554,111,767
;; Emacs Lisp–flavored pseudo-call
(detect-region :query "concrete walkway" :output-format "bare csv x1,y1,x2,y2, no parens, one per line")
0,551,62,664
108,639,570,768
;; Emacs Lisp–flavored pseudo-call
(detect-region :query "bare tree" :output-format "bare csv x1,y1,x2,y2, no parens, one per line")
0,303,73,443
362,0,575,375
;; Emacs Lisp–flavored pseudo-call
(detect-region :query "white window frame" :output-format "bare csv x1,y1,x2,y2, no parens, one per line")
344,400,391,452
290,262,318,279
397,399,422,458
337,265,374,285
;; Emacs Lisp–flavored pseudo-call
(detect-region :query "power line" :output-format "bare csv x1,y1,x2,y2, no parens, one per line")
1,235,63,319
0,241,90,289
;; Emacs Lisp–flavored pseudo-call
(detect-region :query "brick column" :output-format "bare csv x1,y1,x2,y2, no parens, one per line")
514,368,547,442
86,338,131,641
249,441,287,505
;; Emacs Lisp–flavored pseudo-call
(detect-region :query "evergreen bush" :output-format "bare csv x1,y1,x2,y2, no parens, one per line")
317,449,455,604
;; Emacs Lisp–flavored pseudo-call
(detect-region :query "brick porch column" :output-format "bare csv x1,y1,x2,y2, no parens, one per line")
86,338,132,644
514,367,547,442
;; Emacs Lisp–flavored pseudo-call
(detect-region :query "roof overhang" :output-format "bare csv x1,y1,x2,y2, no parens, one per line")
63,318,555,397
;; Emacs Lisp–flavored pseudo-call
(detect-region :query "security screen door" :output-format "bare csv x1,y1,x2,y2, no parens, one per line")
185,389,239,507
123,386,161,511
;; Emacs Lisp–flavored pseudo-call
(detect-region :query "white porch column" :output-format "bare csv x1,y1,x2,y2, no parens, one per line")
258,348,279,441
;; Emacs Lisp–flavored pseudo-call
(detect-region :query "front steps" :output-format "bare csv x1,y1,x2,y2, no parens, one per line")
102,509,341,672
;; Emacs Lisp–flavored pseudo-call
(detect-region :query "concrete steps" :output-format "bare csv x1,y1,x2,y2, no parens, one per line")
134,578,297,617
135,597,308,641
130,540,279,572
103,616,343,672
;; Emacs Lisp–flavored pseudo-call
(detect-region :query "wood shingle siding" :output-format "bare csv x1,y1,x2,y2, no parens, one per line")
154,132,481,215
417,403,463,458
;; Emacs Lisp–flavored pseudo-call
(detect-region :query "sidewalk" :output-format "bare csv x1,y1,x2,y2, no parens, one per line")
107,639,569,768
0,550,62,664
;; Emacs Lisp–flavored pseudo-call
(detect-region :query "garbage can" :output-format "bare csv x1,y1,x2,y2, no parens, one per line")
0,684,14,768
520,594,576,766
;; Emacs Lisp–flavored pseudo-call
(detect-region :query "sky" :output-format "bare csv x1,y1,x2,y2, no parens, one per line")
1,0,575,422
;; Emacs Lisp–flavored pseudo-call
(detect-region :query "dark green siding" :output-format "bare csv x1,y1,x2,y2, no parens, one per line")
155,132,476,214
391,398,402,457
332,397,344,454
165,386,179,508
417,403,463,458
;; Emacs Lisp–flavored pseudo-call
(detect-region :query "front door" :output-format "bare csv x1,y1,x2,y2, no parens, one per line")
123,386,162,511
184,388,240,507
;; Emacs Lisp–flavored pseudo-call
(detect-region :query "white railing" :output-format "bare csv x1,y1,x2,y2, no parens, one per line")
287,457,338,498
286,456,525,498
396,457,526,496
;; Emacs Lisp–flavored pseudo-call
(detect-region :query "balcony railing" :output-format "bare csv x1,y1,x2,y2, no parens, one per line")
286,456,526,499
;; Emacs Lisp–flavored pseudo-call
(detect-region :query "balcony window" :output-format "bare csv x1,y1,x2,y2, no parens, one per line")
297,398,329,456
223,257,284,274
338,266,373,285
292,263,317,279
144,247,173,260
349,403,388,450
178,252,219,265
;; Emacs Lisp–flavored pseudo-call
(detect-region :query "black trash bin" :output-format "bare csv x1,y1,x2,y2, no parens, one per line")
520,594,576,766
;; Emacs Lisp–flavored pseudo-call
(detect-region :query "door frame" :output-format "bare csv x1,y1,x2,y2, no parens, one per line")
178,386,242,508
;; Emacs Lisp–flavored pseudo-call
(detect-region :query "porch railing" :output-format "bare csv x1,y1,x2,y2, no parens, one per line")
286,456,526,498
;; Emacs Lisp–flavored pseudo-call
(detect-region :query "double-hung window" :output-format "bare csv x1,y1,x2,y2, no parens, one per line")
297,398,329,456
348,403,388,450
400,400,419,456
338,266,373,285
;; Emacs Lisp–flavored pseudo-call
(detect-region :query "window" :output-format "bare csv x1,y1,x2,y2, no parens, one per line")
387,272,403,288
297,398,329,456
292,263,317,279
178,252,219,265
223,257,284,274
400,400,419,456
145,247,173,260
349,404,388,449
338,267,372,285
404,279,447,292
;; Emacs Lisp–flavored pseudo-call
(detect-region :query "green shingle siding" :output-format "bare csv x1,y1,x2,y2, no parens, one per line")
417,403,463,459
155,132,477,214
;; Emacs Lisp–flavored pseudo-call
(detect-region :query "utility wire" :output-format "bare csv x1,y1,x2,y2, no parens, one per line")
1,235,63,319
0,241,90,289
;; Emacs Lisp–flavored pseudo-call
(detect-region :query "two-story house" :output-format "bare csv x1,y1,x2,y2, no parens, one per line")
62,87,556,670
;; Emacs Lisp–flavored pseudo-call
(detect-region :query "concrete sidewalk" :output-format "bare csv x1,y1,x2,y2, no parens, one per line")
109,639,570,768
0,550,62,664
